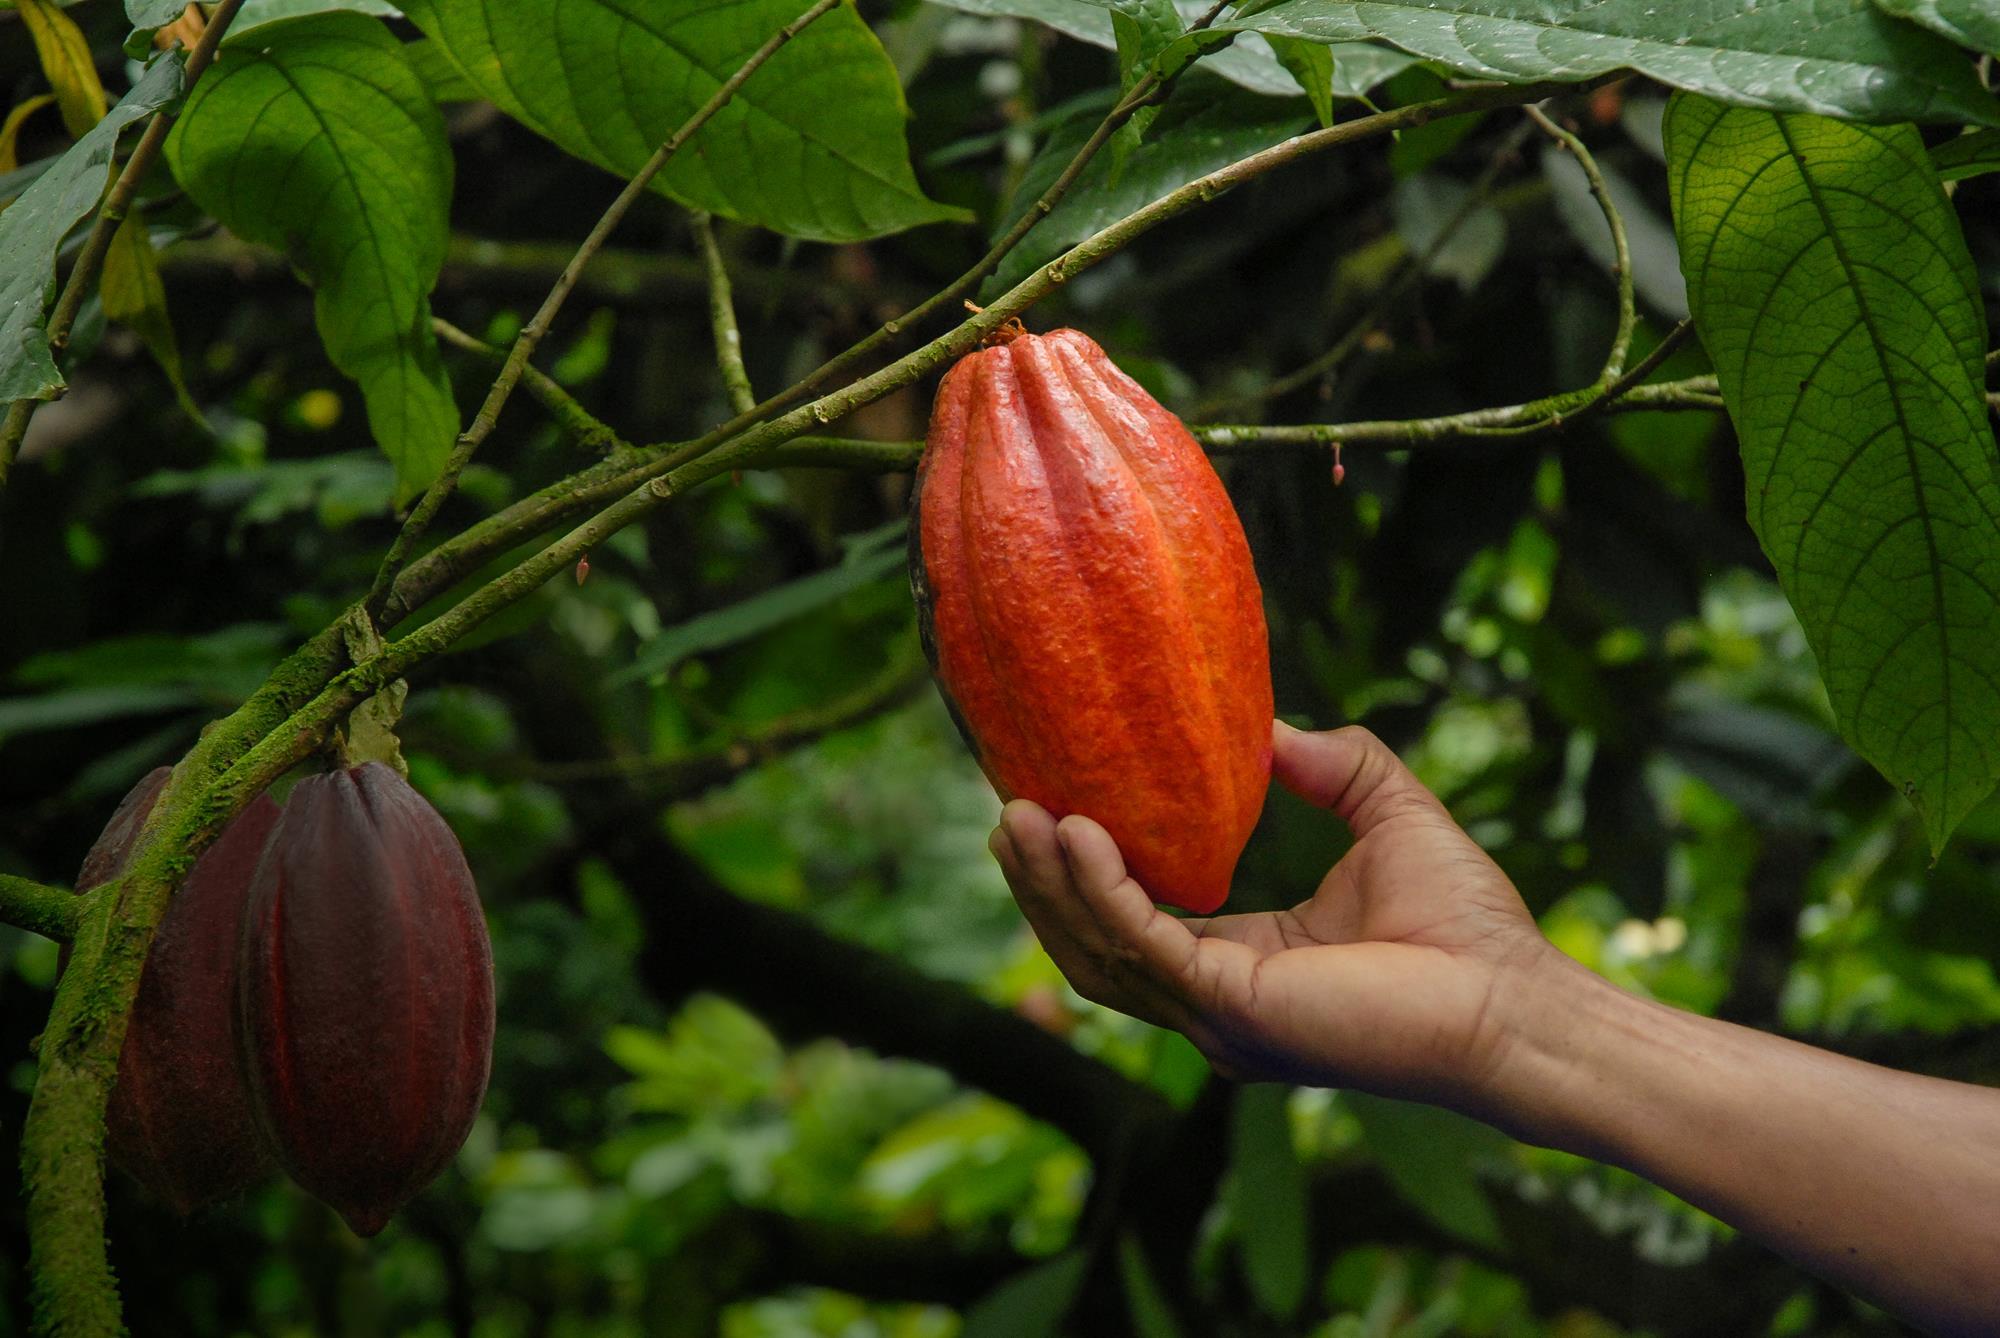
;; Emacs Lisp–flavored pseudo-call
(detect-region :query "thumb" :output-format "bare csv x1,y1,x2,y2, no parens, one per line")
1272,722,1451,841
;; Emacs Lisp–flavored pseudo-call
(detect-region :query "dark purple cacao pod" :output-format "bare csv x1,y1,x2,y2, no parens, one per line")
76,767,281,1215
238,762,495,1236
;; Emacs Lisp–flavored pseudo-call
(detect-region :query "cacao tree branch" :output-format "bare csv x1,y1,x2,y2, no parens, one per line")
380,78,1590,631
0,0,248,487
1524,102,1635,382
693,212,756,415
628,373,1721,474
361,0,842,618
1558,317,1698,431
431,317,624,454
693,0,1240,435
18,622,351,1334
1196,372,1721,449
0,875,79,943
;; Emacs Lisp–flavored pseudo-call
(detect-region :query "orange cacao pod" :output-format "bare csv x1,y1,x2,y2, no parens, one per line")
910,327,1272,913
75,767,280,1214
238,763,494,1236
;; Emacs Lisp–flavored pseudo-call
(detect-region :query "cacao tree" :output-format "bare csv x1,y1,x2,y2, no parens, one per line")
1,0,1998,1334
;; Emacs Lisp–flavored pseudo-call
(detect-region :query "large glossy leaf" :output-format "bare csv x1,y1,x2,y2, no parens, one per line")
1666,94,2000,852
1222,0,2000,126
0,52,182,404
1228,1084,1308,1321
236,0,400,23
984,83,1310,295
166,13,457,500
929,0,1413,99
1876,0,2000,55
400,0,964,243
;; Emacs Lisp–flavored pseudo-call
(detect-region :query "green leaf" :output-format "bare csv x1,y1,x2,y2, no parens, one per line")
1228,1084,1308,1321
608,521,909,687
400,0,965,243
1221,0,2000,126
234,0,400,28
960,1250,1088,1338
101,217,205,426
1875,0,2000,55
1269,35,1335,127
126,0,189,27
1665,94,2000,852
0,53,182,404
1117,1232,1185,1338
165,14,458,501
404,38,482,103
1111,0,1183,92
985,82,1310,295
1932,127,2000,181
1325,43,1422,98
1345,1092,1510,1249
927,0,1341,99
129,0,398,43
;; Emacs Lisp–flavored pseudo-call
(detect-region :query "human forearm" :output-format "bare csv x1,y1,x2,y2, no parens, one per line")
1479,951,2000,1334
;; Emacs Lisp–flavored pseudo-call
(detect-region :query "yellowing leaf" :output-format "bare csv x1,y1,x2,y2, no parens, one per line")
16,0,108,138
0,94,59,175
102,214,205,426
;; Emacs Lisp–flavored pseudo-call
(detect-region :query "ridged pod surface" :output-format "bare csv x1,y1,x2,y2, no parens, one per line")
239,763,494,1236
75,767,280,1214
911,327,1272,914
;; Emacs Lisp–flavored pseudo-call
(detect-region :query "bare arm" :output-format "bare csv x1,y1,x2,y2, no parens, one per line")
991,722,2000,1335
1493,958,2000,1334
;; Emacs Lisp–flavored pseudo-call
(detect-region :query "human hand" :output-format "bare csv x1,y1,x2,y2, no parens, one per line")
990,722,1562,1111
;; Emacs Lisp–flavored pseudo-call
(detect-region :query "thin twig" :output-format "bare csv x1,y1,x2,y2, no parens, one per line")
431,316,623,453
1199,120,1535,418
1525,103,1634,382
697,0,1239,437
0,874,79,943
1196,373,1722,450
692,211,756,415
631,374,1723,471
361,0,840,618
1559,318,1697,431
0,0,248,484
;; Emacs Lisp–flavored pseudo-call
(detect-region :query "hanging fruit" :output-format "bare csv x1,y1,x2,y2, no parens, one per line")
237,763,495,1236
909,325,1273,914
76,767,280,1214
